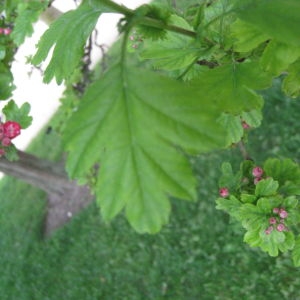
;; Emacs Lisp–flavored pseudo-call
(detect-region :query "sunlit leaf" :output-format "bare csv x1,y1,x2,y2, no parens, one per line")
63,64,227,233
32,2,105,84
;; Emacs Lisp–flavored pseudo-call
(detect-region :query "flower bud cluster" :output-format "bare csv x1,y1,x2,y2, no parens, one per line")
0,27,11,35
0,120,21,156
265,207,289,235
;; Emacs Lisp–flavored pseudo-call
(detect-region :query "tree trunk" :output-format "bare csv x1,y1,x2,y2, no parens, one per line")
0,151,94,236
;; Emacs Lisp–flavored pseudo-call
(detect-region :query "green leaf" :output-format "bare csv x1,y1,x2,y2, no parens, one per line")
240,194,256,204
140,15,202,71
218,113,243,145
260,40,300,76
237,0,300,47
255,178,279,197
292,235,300,267
280,182,300,196
5,144,19,161
215,195,241,219
239,203,265,231
32,2,104,84
0,63,14,100
64,64,226,233
230,19,269,52
2,100,32,129
260,230,286,257
193,62,271,114
11,1,47,46
256,197,276,214
244,228,262,248
282,196,298,210
241,109,262,128
263,158,300,186
282,59,300,98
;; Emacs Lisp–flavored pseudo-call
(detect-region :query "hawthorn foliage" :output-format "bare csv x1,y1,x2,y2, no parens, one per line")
2,0,300,265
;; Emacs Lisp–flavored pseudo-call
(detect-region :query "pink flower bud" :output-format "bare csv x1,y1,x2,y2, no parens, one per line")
2,137,11,146
3,28,11,35
276,223,285,232
3,121,21,139
252,166,264,178
254,177,262,185
219,187,229,198
265,226,273,235
273,207,279,214
242,121,250,129
279,209,288,219
0,148,5,156
269,217,277,224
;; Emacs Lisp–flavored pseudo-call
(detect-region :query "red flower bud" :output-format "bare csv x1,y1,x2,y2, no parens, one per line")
3,121,21,139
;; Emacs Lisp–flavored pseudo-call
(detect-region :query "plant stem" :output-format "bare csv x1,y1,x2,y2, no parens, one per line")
237,141,252,161
99,0,197,38
139,17,197,38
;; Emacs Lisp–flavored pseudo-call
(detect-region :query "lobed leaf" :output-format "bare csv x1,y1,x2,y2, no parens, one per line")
260,40,300,76
2,100,32,129
140,15,202,71
31,2,104,84
230,19,269,53
282,59,300,98
11,1,47,46
264,158,300,186
63,63,227,233
193,62,271,114
255,178,279,197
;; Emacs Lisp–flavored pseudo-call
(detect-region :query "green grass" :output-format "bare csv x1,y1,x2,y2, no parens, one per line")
1,78,300,299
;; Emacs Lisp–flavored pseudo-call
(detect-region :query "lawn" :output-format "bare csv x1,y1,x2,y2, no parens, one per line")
1,78,300,299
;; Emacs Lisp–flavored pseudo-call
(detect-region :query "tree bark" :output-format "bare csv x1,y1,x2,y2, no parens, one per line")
0,151,94,236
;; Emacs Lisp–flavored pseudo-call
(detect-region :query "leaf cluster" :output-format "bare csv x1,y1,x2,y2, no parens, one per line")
216,158,300,266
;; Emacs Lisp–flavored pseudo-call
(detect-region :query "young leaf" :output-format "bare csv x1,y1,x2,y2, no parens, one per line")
215,195,241,219
241,109,262,128
31,2,105,84
255,178,279,197
63,64,227,233
230,19,269,53
237,0,300,47
140,15,201,71
217,113,243,145
260,40,300,76
2,100,32,129
264,158,300,186
11,1,47,46
282,59,300,98
260,230,286,257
